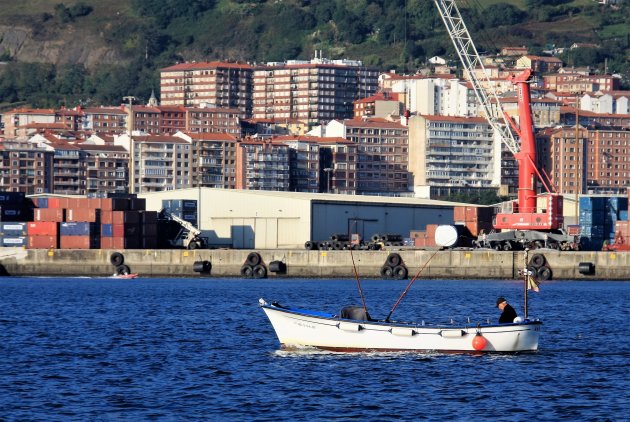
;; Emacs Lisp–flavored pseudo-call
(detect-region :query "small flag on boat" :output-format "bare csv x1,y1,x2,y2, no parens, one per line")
527,275,540,292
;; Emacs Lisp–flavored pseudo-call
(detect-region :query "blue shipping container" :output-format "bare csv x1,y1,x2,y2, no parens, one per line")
60,222,99,236
2,236,27,247
101,224,113,237
1,222,28,236
620,210,629,220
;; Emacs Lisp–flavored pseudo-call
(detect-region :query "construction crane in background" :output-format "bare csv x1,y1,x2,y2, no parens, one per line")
432,0,580,250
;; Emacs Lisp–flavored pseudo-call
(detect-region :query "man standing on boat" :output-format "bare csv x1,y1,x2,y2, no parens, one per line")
497,297,517,323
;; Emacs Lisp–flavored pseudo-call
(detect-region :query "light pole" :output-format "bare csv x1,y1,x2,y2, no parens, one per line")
123,96,135,193
324,167,333,193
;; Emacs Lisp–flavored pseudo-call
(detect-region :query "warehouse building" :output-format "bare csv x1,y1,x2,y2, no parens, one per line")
140,188,459,249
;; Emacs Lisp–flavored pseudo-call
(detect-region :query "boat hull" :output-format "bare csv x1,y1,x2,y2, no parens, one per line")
260,300,541,353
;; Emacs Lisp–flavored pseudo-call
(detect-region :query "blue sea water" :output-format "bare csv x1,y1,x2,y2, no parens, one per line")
0,277,628,421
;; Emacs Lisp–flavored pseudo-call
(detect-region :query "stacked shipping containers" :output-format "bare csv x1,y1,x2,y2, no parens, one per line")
453,206,494,237
0,192,33,247
0,193,159,250
579,196,628,250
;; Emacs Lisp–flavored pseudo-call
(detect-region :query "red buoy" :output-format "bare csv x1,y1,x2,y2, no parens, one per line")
472,334,487,351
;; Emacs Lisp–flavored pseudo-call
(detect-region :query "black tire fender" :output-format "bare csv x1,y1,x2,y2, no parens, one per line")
531,254,546,269
110,252,124,266
537,265,552,281
393,265,408,280
246,252,261,266
380,265,394,279
115,264,131,275
386,253,402,267
253,264,267,279
240,265,254,278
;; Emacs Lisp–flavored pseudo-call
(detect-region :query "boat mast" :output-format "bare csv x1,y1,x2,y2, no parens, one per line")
524,248,529,319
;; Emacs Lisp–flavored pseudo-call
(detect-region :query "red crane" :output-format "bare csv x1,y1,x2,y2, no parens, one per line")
433,0,578,250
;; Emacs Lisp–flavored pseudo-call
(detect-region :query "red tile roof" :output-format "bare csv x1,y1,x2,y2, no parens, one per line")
161,61,253,71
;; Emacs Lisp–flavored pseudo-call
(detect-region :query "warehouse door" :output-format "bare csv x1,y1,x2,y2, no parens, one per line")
231,218,255,249
255,218,278,249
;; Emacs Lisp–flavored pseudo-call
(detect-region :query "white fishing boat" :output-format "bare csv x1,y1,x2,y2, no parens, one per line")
260,250,543,353
259,300,541,353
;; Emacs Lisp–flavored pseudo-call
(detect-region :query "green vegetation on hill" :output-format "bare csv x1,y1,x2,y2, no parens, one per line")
0,0,628,109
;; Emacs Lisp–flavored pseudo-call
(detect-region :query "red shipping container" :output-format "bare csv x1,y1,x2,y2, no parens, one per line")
34,208,65,222
60,235,100,249
28,235,59,249
426,224,438,239
27,222,58,236
47,198,70,209
101,211,113,224
454,206,466,223
66,208,100,223
88,198,102,209
100,237,114,249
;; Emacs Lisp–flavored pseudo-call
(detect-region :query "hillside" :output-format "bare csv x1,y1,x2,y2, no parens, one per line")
0,0,628,109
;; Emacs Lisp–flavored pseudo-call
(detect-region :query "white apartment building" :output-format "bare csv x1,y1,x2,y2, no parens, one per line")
114,134,193,193
581,91,630,115
407,114,498,198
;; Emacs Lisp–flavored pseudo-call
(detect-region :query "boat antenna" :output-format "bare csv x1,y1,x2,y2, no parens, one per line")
349,247,369,316
385,249,440,322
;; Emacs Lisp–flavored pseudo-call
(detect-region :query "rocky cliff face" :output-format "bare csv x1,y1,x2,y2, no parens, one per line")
0,25,122,68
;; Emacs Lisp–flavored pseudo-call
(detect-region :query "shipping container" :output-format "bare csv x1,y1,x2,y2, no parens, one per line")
27,222,59,236
87,198,102,209
1,222,28,236
60,222,99,236
139,211,158,224
101,211,113,225
0,206,32,222
0,192,25,204
101,224,113,237
2,236,27,247
130,198,146,211
66,208,100,223
34,208,65,222
47,197,70,209
28,235,58,249
60,235,100,249
32,197,49,208
141,223,158,237
141,236,158,249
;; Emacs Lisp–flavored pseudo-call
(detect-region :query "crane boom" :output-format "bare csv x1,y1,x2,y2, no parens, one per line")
432,0,519,155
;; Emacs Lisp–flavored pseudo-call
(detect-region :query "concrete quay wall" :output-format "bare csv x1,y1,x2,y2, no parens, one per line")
0,248,628,280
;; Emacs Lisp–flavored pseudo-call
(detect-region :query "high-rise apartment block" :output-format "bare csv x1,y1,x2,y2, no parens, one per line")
160,62,254,116
252,59,378,127
408,115,496,198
